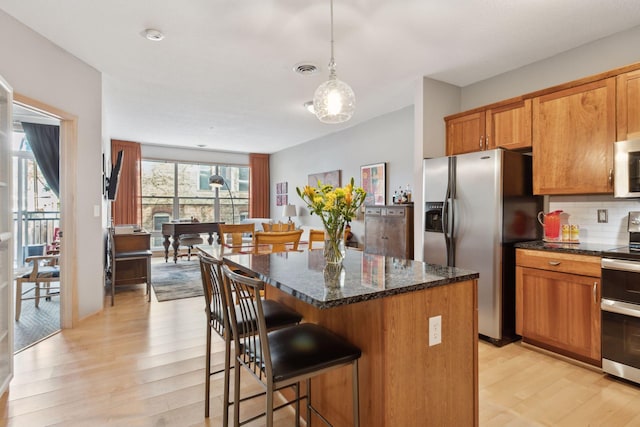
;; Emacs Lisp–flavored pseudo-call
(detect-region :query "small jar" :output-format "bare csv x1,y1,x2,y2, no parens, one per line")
561,224,570,241
570,224,579,241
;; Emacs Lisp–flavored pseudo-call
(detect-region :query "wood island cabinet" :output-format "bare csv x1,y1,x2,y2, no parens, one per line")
445,98,532,155
364,205,414,259
516,249,601,366
532,78,616,195
617,69,640,141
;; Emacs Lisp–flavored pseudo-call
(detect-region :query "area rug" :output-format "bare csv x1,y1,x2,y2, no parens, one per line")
151,260,203,302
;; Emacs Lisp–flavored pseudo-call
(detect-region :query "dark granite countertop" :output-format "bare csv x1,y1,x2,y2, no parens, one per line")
222,249,479,309
514,240,624,257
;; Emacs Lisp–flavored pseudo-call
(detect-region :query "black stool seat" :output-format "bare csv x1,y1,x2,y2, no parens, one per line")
253,323,361,383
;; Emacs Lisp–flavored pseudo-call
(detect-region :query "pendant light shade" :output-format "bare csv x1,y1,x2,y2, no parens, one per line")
313,0,355,124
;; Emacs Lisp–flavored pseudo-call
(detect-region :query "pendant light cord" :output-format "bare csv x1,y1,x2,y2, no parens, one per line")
329,0,336,76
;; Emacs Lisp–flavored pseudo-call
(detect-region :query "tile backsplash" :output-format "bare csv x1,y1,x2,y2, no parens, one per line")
548,195,640,246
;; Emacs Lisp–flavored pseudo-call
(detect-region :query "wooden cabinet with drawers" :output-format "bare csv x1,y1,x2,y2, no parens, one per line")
515,249,601,366
364,205,414,259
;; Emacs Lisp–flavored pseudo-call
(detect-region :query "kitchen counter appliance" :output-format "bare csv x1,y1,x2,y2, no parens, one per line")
423,149,542,345
601,211,640,385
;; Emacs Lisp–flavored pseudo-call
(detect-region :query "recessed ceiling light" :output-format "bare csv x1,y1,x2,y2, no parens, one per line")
293,63,318,76
303,101,315,114
143,28,165,41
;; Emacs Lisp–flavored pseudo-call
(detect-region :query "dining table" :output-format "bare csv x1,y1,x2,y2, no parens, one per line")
197,245,480,426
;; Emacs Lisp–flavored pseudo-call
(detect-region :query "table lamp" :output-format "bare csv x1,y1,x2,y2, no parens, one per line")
282,204,297,225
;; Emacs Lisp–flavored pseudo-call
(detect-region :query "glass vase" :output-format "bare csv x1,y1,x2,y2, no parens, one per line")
323,228,346,265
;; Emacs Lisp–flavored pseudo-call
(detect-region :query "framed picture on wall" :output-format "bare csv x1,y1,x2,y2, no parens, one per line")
308,170,341,188
360,162,386,207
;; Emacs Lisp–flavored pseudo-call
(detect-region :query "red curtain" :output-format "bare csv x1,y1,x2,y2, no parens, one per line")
110,140,142,226
249,153,270,218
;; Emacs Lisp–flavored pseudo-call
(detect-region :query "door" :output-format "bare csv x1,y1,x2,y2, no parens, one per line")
0,74,14,395
423,157,449,266
454,149,502,339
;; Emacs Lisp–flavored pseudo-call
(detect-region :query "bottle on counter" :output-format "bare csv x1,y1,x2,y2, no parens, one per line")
405,184,412,203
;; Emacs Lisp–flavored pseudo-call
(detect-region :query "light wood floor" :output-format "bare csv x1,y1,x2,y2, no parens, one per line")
2,285,640,427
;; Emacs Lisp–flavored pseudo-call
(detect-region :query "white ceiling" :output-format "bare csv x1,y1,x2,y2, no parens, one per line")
2,0,640,154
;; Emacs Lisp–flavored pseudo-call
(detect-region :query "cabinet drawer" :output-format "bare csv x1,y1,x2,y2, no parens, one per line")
385,207,405,216
516,249,601,277
365,207,382,216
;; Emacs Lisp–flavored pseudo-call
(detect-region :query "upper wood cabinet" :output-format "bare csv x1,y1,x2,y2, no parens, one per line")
445,99,532,155
446,111,484,155
617,69,640,141
532,78,616,195
486,99,532,150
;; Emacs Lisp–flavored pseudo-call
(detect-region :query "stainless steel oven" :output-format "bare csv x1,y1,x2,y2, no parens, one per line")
601,212,640,384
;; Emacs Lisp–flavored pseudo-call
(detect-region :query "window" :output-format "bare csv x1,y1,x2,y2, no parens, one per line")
141,160,249,248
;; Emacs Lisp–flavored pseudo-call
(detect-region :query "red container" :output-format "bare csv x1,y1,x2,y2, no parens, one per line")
537,210,563,240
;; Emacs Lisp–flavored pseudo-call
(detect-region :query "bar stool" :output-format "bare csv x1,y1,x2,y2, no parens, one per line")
221,264,361,427
198,254,302,425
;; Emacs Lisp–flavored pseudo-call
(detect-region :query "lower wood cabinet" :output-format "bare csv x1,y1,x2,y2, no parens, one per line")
516,249,601,366
364,205,414,259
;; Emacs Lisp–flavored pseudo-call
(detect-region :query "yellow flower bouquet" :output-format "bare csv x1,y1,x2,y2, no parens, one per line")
297,177,366,264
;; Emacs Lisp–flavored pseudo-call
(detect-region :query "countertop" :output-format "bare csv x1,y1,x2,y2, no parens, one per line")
222,249,479,309
514,240,624,257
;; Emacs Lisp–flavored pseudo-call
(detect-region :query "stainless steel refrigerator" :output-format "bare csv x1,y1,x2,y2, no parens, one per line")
423,149,541,345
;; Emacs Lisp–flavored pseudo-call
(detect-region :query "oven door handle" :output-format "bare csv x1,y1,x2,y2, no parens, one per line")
602,258,640,273
601,298,640,318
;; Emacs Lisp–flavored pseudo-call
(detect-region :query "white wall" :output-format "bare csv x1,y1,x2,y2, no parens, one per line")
270,106,414,245
0,10,104,319
460,25,640,110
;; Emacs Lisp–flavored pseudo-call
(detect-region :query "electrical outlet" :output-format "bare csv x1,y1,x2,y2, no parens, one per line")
429,315,442,346
597,209,608,223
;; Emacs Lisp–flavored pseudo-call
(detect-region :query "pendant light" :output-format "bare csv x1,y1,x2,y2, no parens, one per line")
313,0,355,124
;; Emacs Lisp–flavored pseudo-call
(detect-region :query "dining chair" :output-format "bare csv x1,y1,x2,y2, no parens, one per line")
218,223,255,252
15,254,60,321
262,222,294,232
198,254,302,424
253,229,303,253
221,264,361,427
308,229,325,250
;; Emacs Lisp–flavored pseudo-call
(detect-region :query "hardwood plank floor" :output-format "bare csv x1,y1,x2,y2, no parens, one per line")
2,284,640,426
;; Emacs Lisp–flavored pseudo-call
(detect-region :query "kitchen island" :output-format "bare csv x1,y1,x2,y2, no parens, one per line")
222,249,479,426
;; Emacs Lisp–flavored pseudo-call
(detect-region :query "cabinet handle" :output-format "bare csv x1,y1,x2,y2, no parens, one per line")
485,135,490,149
479,136,484,149
548,261,561,266
593,282,597,304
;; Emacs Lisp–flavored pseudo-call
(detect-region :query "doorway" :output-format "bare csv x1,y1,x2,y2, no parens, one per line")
11,103,61,352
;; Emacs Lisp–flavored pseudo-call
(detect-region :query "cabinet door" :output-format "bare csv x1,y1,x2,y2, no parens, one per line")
521,267,600,364
382,216,406,258
532,78,615,195
364,210,385,256
617,69,640,140
446,111,485,155
486,99,532,150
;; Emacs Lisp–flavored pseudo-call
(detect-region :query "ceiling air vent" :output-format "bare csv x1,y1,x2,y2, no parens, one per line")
293,63,318,75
